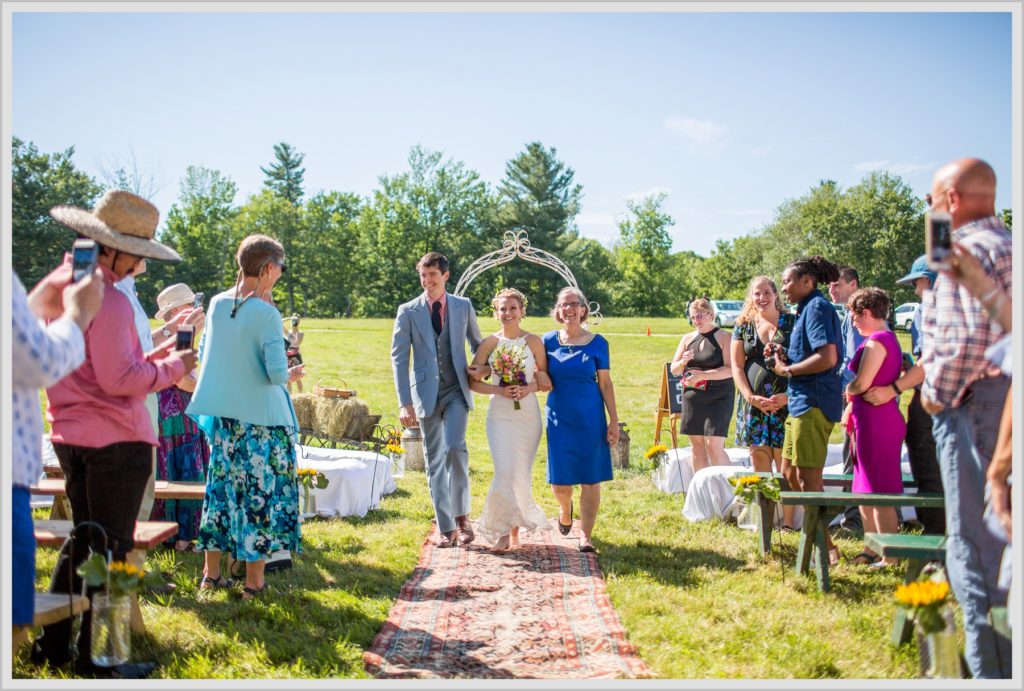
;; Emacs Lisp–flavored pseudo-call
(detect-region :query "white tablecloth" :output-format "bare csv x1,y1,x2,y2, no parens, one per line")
651,447,752,494
296,445,397,518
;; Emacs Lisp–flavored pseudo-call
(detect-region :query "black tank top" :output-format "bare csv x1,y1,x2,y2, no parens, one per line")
686,328,724,370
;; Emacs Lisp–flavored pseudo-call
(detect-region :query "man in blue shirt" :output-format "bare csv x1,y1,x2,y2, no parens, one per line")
770,256,845,566
829,266,865,533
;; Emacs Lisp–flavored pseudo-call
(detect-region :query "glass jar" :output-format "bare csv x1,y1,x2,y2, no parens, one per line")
923,606,961,678
390,451,405,478
91,593,131,667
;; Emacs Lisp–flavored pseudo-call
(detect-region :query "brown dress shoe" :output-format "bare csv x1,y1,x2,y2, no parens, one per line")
437,530,457,548
457,521,475,545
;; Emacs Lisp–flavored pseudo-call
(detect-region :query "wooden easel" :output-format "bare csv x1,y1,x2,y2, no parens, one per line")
654,363,681,449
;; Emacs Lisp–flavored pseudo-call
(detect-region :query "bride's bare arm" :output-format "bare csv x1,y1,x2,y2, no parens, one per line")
525,333,551,393
469,336,505,395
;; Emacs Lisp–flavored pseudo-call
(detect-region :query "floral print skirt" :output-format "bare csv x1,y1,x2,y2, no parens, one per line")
153,387,209,542
197,416,302,561
734,382,788,450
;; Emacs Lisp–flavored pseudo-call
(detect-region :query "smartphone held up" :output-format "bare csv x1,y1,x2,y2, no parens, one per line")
175,324,195,352
925,211,953,271
71,239,99,283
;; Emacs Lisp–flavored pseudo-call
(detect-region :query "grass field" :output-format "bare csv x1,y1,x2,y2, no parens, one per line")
16,316,936,679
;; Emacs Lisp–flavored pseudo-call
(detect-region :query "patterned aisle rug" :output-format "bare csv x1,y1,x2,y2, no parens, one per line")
363,520,654,679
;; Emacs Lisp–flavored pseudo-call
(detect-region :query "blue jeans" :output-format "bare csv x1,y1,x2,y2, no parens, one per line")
12,485,35,626
932,376,1011,678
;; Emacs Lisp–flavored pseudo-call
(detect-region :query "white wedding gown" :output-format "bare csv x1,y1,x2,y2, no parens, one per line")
475,335,551,543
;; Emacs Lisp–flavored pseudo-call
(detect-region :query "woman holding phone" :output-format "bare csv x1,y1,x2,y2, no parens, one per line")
152,283,209,552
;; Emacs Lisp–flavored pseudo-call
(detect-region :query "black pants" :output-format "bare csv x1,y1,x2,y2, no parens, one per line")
35,442,152,667
905,388,946,535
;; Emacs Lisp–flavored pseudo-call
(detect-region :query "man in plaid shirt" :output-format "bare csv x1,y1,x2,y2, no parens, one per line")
919,158,1012,679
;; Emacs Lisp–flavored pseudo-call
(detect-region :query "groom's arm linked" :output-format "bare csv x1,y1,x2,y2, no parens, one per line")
391,304,418,428
463,298,491,381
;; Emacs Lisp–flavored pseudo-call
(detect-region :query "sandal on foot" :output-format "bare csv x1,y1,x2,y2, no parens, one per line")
850,550,880,566
828,547,841,567
241,583,268,600
197,575,233,590
779,524,799,533
558,500,573,536
228,558,246,579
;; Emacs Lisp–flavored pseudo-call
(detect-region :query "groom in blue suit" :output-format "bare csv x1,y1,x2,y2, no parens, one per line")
392,252,485,548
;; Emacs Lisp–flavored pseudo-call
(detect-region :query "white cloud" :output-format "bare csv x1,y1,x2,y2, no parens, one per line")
663,116,730,152
854,160,936,176
750,145,772,158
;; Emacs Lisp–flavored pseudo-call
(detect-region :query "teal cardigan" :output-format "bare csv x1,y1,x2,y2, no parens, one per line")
186,292,298,437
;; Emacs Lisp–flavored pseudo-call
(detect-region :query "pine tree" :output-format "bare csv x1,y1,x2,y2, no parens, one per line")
260,142,306,205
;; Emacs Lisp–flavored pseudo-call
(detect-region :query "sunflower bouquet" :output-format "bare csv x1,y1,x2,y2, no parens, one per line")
644,444,669,470
297,467,329,490
727,474,781,504
895,577,952,635
78,553,164,597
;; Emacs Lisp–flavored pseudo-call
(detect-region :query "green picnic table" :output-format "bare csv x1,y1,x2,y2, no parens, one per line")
778,491,945,592
864,532,948,645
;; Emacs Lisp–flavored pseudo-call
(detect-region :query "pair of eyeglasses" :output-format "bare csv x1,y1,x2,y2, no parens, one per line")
559,301,581,309
689,311,710,320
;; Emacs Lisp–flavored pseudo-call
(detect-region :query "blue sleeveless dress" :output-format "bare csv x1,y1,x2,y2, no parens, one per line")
543,330,614,485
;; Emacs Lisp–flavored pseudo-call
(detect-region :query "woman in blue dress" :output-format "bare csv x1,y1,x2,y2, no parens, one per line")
544,287,620,553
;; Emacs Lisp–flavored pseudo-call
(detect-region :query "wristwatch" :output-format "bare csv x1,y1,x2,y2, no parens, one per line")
891,381,902,395
161,326,173,339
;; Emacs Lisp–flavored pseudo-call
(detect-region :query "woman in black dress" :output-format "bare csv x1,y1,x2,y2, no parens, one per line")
670,298,735,473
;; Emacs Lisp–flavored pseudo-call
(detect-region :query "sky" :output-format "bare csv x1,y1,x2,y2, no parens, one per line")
9,9,1015,257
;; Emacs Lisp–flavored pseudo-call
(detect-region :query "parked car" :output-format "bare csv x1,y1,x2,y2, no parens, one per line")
710,300,744,328
830,302,847,319
893,302,921,332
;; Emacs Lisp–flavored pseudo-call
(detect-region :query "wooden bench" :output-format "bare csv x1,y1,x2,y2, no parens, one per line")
777,491,945,592
740,472,919,556
34,520,178,634
31,479,206,519
12,593,90,654
864,532,948,645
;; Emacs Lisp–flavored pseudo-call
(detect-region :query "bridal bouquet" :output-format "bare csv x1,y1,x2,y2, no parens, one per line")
491,342,528,410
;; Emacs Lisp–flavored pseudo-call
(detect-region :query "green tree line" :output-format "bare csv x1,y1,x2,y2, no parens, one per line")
12,136,1011,318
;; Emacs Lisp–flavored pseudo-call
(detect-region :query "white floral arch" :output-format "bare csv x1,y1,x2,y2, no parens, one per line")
452,229,603,324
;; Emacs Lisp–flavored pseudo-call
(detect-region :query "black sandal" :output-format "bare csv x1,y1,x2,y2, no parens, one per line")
850,550,880,566
242,583,269,600
197,575,233,590
228,558,246,579
558,500,573,536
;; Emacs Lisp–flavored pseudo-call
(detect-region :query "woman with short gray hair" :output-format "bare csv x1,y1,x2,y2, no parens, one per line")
542,286,619,554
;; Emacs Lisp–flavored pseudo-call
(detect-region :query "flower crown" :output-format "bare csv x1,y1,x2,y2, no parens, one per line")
492,288,529,313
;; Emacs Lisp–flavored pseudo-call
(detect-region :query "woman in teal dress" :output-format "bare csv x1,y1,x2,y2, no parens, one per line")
544,287,620,554
187,234,306,599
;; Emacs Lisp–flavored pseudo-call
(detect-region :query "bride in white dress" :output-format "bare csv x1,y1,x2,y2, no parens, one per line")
470,288,552,551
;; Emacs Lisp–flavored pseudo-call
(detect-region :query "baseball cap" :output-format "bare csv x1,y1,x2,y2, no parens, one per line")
896,255,937,287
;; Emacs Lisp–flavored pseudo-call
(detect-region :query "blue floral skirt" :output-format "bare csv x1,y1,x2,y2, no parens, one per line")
197,416,302,561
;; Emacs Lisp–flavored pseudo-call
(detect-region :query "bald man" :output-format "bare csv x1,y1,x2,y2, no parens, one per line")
919,158,1012,678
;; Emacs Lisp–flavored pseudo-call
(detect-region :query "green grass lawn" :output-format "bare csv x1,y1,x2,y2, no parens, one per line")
17,316,931,679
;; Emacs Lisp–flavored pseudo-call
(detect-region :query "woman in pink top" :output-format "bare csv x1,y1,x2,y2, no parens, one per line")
33,191,194,676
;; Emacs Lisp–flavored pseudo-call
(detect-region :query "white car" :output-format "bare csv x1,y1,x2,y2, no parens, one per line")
893,302,920,332
710,300,743,328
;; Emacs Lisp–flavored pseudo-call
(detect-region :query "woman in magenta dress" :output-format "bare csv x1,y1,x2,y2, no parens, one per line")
843,287,906,566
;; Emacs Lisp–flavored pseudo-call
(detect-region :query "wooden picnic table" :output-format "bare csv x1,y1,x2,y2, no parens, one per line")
740,472,919,556
34,519,178,634
12,594,91,653
31,479,206,519
778,491,945,593
864,532,948,645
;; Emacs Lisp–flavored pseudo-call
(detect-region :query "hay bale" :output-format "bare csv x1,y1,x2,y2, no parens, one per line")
292,393,316,430
314,396,369,439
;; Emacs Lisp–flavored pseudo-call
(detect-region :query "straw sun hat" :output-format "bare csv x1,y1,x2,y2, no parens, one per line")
155,283,197,320
49,190,181,262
